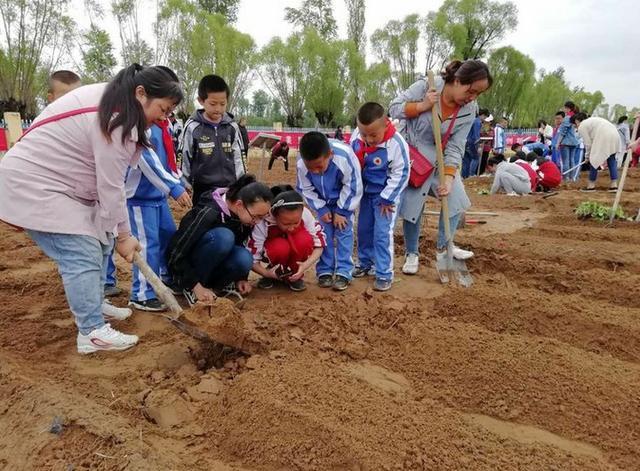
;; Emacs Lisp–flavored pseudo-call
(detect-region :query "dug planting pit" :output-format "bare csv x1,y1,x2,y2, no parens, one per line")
183,298,268,370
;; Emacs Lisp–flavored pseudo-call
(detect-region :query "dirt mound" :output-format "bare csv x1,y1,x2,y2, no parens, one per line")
1,169,639,469
183,298,266,354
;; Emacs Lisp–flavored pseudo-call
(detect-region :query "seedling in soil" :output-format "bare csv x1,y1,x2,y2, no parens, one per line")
575,201,628,221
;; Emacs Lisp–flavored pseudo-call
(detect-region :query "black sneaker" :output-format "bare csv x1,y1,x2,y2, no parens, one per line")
104,285,122,297
332,275,350,291
318,275,333,288
128,298,166,312
183,288,198,307
216,283,244,303
353,266,374,278
288,279,306,292
257,277,274,289
373,278,392,292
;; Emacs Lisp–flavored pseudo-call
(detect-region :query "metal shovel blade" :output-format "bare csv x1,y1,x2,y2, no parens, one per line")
435,245,474,288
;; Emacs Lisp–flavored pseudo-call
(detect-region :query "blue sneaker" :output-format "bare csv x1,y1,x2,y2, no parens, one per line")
373,278,392,292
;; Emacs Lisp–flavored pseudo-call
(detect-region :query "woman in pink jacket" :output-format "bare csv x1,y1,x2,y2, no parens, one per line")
0,64,183,354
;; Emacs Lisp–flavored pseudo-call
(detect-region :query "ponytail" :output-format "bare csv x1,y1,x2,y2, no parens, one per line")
99,64,183,147
441,59,493,87
226,174,273,206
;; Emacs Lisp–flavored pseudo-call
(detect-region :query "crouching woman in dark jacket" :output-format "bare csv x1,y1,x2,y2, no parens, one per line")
166,174,272,305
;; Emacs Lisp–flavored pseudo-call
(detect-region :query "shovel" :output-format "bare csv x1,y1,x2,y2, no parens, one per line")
132,252,245,351
427,71,474,287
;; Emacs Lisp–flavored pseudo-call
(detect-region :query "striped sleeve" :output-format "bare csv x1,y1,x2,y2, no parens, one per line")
247,220,268,263
380,133,410,204
332,142,363,217
138,146,185,199
301,208,326,248
296,158,329,217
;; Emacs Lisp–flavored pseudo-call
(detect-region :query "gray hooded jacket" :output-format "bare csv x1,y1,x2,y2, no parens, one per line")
389,76,475,222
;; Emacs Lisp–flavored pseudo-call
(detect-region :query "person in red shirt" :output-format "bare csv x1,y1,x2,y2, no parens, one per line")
536,156,562,192
248,185,326,291
269,138,290,171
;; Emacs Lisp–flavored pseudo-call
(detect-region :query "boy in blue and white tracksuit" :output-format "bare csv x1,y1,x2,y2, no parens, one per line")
351,102,410,291
107,123,189,311
493,118,506,155
296,132,363,291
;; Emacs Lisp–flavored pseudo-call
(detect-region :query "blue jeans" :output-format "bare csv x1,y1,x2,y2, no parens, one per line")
461,147,479,178
589,154,618,182
27,230,110,335
403,207,462,254
191,227,252,289
560,146,578,181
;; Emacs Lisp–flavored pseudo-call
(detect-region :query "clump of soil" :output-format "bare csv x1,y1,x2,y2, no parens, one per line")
183,298,266,354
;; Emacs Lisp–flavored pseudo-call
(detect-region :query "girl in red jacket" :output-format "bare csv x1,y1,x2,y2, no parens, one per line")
249,185,326,291
536,156,562,191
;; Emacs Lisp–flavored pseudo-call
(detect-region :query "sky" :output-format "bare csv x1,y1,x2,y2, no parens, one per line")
70,0,640,108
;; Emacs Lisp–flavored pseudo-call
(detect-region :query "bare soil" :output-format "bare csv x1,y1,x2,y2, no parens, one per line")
1,153,639,470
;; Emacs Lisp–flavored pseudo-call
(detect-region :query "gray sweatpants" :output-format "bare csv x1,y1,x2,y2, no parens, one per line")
495,173,531,194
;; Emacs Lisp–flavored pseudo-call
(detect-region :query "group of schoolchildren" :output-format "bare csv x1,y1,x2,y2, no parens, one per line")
466,99,628,196
95,72,413,315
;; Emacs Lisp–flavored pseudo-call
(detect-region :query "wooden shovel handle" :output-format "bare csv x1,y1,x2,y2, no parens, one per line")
132,252,183,316
427,70,452,242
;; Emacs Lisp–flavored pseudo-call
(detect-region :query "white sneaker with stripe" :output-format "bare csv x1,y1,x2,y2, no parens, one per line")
77,324,139,354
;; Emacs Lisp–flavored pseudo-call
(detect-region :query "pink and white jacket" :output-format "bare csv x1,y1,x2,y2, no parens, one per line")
0,83,141,243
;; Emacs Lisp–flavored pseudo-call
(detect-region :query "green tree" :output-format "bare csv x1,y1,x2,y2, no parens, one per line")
156,0,256,114
234,96,251,117
423,11,453,73
251,89,270,118
345,0,366,55
434,0,518,60
111,0,154,65
570,87,605,116
517,68,571,127
361,62,396,107
0,0,75,116
607,104,628,122
305,34,347,126
479,46,535,124
285,0,337,40
259,31,317,127
370,14,421,94
198,0,240,22
81,26,117,83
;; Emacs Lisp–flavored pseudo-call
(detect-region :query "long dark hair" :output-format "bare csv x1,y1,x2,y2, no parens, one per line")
226,174,273,206
442,60,493,87
99,64,183,147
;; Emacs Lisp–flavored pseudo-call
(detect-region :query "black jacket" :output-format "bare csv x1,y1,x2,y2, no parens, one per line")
166,198,251,290
238,124,250,154
179,110,246,190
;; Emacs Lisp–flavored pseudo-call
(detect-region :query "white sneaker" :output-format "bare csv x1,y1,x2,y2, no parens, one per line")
77,324,139,354
101,300,132,320
402,253,420,275
506,192,519,196
452,245,474,260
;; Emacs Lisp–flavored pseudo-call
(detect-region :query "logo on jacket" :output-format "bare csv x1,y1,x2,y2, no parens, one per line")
199,139,215,156
372,156,383,166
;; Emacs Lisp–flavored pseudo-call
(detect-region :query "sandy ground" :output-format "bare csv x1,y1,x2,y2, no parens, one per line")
1,151,639,470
